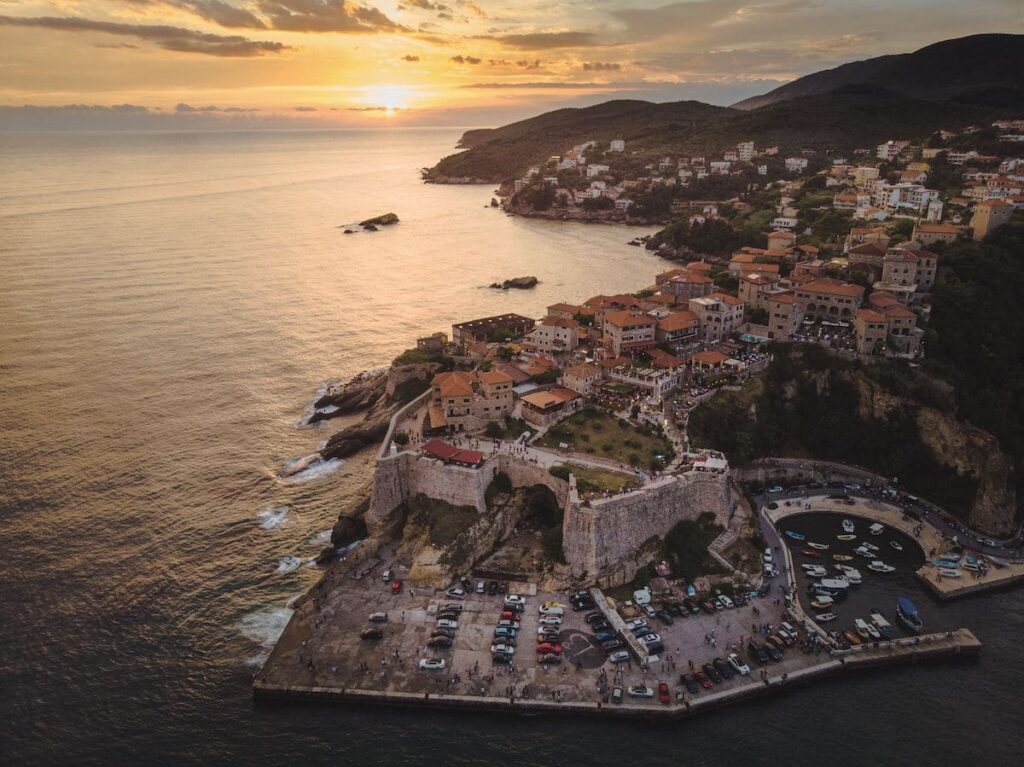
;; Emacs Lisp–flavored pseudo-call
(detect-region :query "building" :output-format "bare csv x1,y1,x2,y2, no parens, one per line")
872,182,939,216
876,140,910,160
911,222,962,247
793,278,864,320
728,254,780,277
656,310,701,350
603,310,657,357
879,246,937,293
737,272,782,310
609,139,625,152
785,157,808,173
853,309,888,354
560,363,603,397
766,292,803,339
688,293,745,343
520,387,581,427
844,225,888,252
662,270,715,300
771,216,798,230
868,292,923,357
429,370,514,433
607,364,684,399
767,230,796,250
422,439,485,468
416,332,447,352
452,313,535,347
528,316,579,353
737,141,755,161
546,302,583,321
971,199,1014,240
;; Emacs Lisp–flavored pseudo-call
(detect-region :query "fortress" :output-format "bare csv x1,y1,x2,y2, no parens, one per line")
366,392,733,585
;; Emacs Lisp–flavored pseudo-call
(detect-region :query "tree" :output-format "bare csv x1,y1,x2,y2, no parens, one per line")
748,307,769,325
888,218,914,240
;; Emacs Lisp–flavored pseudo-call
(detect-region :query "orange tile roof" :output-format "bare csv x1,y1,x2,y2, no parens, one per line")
706,292,745,306
521,388,580,409
478,370,514,385
686,261,713,273
658,310,700,332
691,350,730,365
432,371,475,398
539,315,578,329
604,310,655,328
669,271,713,284
913,223,961,234
855,309,886,322
799,278,865,299
769,291,800,305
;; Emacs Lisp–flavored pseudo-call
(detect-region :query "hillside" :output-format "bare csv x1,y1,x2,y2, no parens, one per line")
733,33,1024,110
425,86,1005,183
424,99,735,183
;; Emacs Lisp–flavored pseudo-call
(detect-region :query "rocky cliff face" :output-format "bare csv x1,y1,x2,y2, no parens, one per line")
853,376,1018,535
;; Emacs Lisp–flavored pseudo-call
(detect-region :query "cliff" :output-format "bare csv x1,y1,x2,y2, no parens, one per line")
688,345,1019,535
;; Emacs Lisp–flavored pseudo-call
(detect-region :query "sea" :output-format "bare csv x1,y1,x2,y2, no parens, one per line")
0,129,1021,766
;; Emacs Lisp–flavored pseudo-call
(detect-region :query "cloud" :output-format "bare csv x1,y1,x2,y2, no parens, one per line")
169,0,267,29
293,105,317,111
582,61,620,71
175,102,257,112
494,31,598,49
0,15,289,56
400,0,450,10
451,54,481,64
254,0,406,32
401,54,420,61
516,59,541,69
459,1,485,17
461,81,626,89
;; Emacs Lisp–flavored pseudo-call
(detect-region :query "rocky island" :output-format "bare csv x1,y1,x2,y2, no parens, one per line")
489,276,538,290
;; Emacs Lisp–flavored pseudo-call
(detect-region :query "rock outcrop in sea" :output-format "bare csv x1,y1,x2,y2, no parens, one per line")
489,276,538,290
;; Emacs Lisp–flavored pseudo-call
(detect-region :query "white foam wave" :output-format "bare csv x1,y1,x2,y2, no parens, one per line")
304,557,319,568
309,528,332,545
256,505,289,530
276,556,302,573
238,606,294,649
278,455,344,483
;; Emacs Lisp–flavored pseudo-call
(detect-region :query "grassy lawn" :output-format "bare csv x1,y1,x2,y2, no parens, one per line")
550,463,639,495
407,493,479,547
538,408,672,468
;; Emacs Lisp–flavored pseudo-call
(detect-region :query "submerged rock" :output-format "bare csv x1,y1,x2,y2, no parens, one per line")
359,212,399,227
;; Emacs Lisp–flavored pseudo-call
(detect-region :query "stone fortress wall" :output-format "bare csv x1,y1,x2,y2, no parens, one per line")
367,443,731,582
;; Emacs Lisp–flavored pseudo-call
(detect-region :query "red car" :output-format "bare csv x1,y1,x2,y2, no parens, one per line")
499,611,521,622
390,579,402,594
658,682,670,704
693,669,714,689
535,642,563,654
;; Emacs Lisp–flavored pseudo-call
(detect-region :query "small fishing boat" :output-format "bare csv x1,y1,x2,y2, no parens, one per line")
855,546,874,559
815,612,837,623
842,519,855,534
961,560,981,572
869,609,894,639
808,542,829,550
890,540,903,552
939,567,962,578
844,629,862,645
861,541,879,552
802,564,827,578
855,618,880,641
869,523,885,536
868,560,895,573
834,565,862,584
810,596,834,610
801,548,820,558
833,553,853,561
785,530,806,541
836,534,856,541
896,596,923,633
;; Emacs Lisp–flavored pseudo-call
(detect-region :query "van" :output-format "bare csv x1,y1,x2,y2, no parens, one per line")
382,569,392,583
763,548,773,564
476,580,486,594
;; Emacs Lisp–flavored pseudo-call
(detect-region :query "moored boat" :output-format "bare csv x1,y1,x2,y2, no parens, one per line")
869,609,894,639
869,522,885,536
801,548,820,558
867,560,895,573
808,542,829,550
785,530,806,541
854,545,874,559
834,564,862,584
801,564,827,578
815,612,837,623
842,519,855,534
896,596,923,633
890,540,903,552
833,554,853,561
810,596,834,610
836,534,856,541
844,629,862,645
938,567,962,578
855,618,880,640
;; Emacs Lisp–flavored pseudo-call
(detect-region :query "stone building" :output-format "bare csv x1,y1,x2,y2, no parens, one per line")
793,277,864,320
428,370,514,433
971,199,1014,241
688,293,745,343
603,310,657,357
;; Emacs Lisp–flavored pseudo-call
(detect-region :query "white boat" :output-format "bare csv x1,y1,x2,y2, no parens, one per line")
869,523,885,536
869,610,894,639
890,540,903,552
802,564,827,578
815,612,837,623
854,546,874,559
939,567,962,578
810,596,834,610
868,560,895,573
837,534,856,541
842,519,855,534
818,578,850,590
861,541,879,552
834,565,862,584
807,542,829,551
855,618,881,640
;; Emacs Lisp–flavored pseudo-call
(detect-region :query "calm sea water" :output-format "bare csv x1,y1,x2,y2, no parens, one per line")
1,129,1021,765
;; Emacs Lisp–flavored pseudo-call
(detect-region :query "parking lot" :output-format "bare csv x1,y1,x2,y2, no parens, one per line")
258,566,832,708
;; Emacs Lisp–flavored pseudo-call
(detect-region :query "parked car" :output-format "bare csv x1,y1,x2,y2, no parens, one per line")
715,595,734,610
601,639,624,652
427,636,452,648
625,618,648,631
436,611,460,621
445,587,466,600
436,619,458,629
628,685,654,699
658,682,671,704
430,628,455,640
538,653,562,665
476,581,486,594
441,603,463,614
542,601,565,609
683,599,700,614
381,569,392,583
418,658,446,671
488,580,499,595
368,612,388,623
728,653,751,676
612,686,624,704
763,548,773,565
538,616,563,626
655,610,674,625
632,626,654,638
700,601,716,614
535,642,562,654
680,674,699,694
498,582,508,595
747,642,770,665
491,652,511,665
586,613,608,625
538,605,564,616
640,604,656,619
608,650,630,664
639,632,662,646
702,662,723,684
360,627,384,640
767,635,786,653
496,619,518,629
594,630,617,643
499,611,521,622
493,627,517,639
490,643,515,655
768,486,783,493
713,657,735,680
763,641,783,662
390,579,403,595
503,595,526,607
693,669,714,689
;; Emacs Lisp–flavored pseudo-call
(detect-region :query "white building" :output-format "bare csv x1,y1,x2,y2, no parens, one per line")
737,141,755,161
609,139,625,152
785,157,808,173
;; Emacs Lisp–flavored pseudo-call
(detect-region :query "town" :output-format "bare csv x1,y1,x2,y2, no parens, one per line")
254,119,1024,712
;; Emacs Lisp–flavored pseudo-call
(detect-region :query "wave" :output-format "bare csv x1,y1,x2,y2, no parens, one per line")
276,556,302,573
256,506,290,530
237,606,294,649
277,453,343,483
309,528,333,545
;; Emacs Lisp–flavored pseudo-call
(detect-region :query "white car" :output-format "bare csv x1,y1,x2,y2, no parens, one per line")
538,605,564,616
436,619,458,629
419,658,446,671
446,587,466,600
639,632,662,646
640,603,656,618
538,616,563,626
768,486,783,493
490,643,515,655
763,548,773,564
779,622,798,640
627,685,654,698
608,650,631,664
728,653,751,676
503,595,526,607
625,618,649,631
715,595,734,610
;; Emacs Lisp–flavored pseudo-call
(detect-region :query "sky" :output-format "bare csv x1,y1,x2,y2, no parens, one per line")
0,1,1020,129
